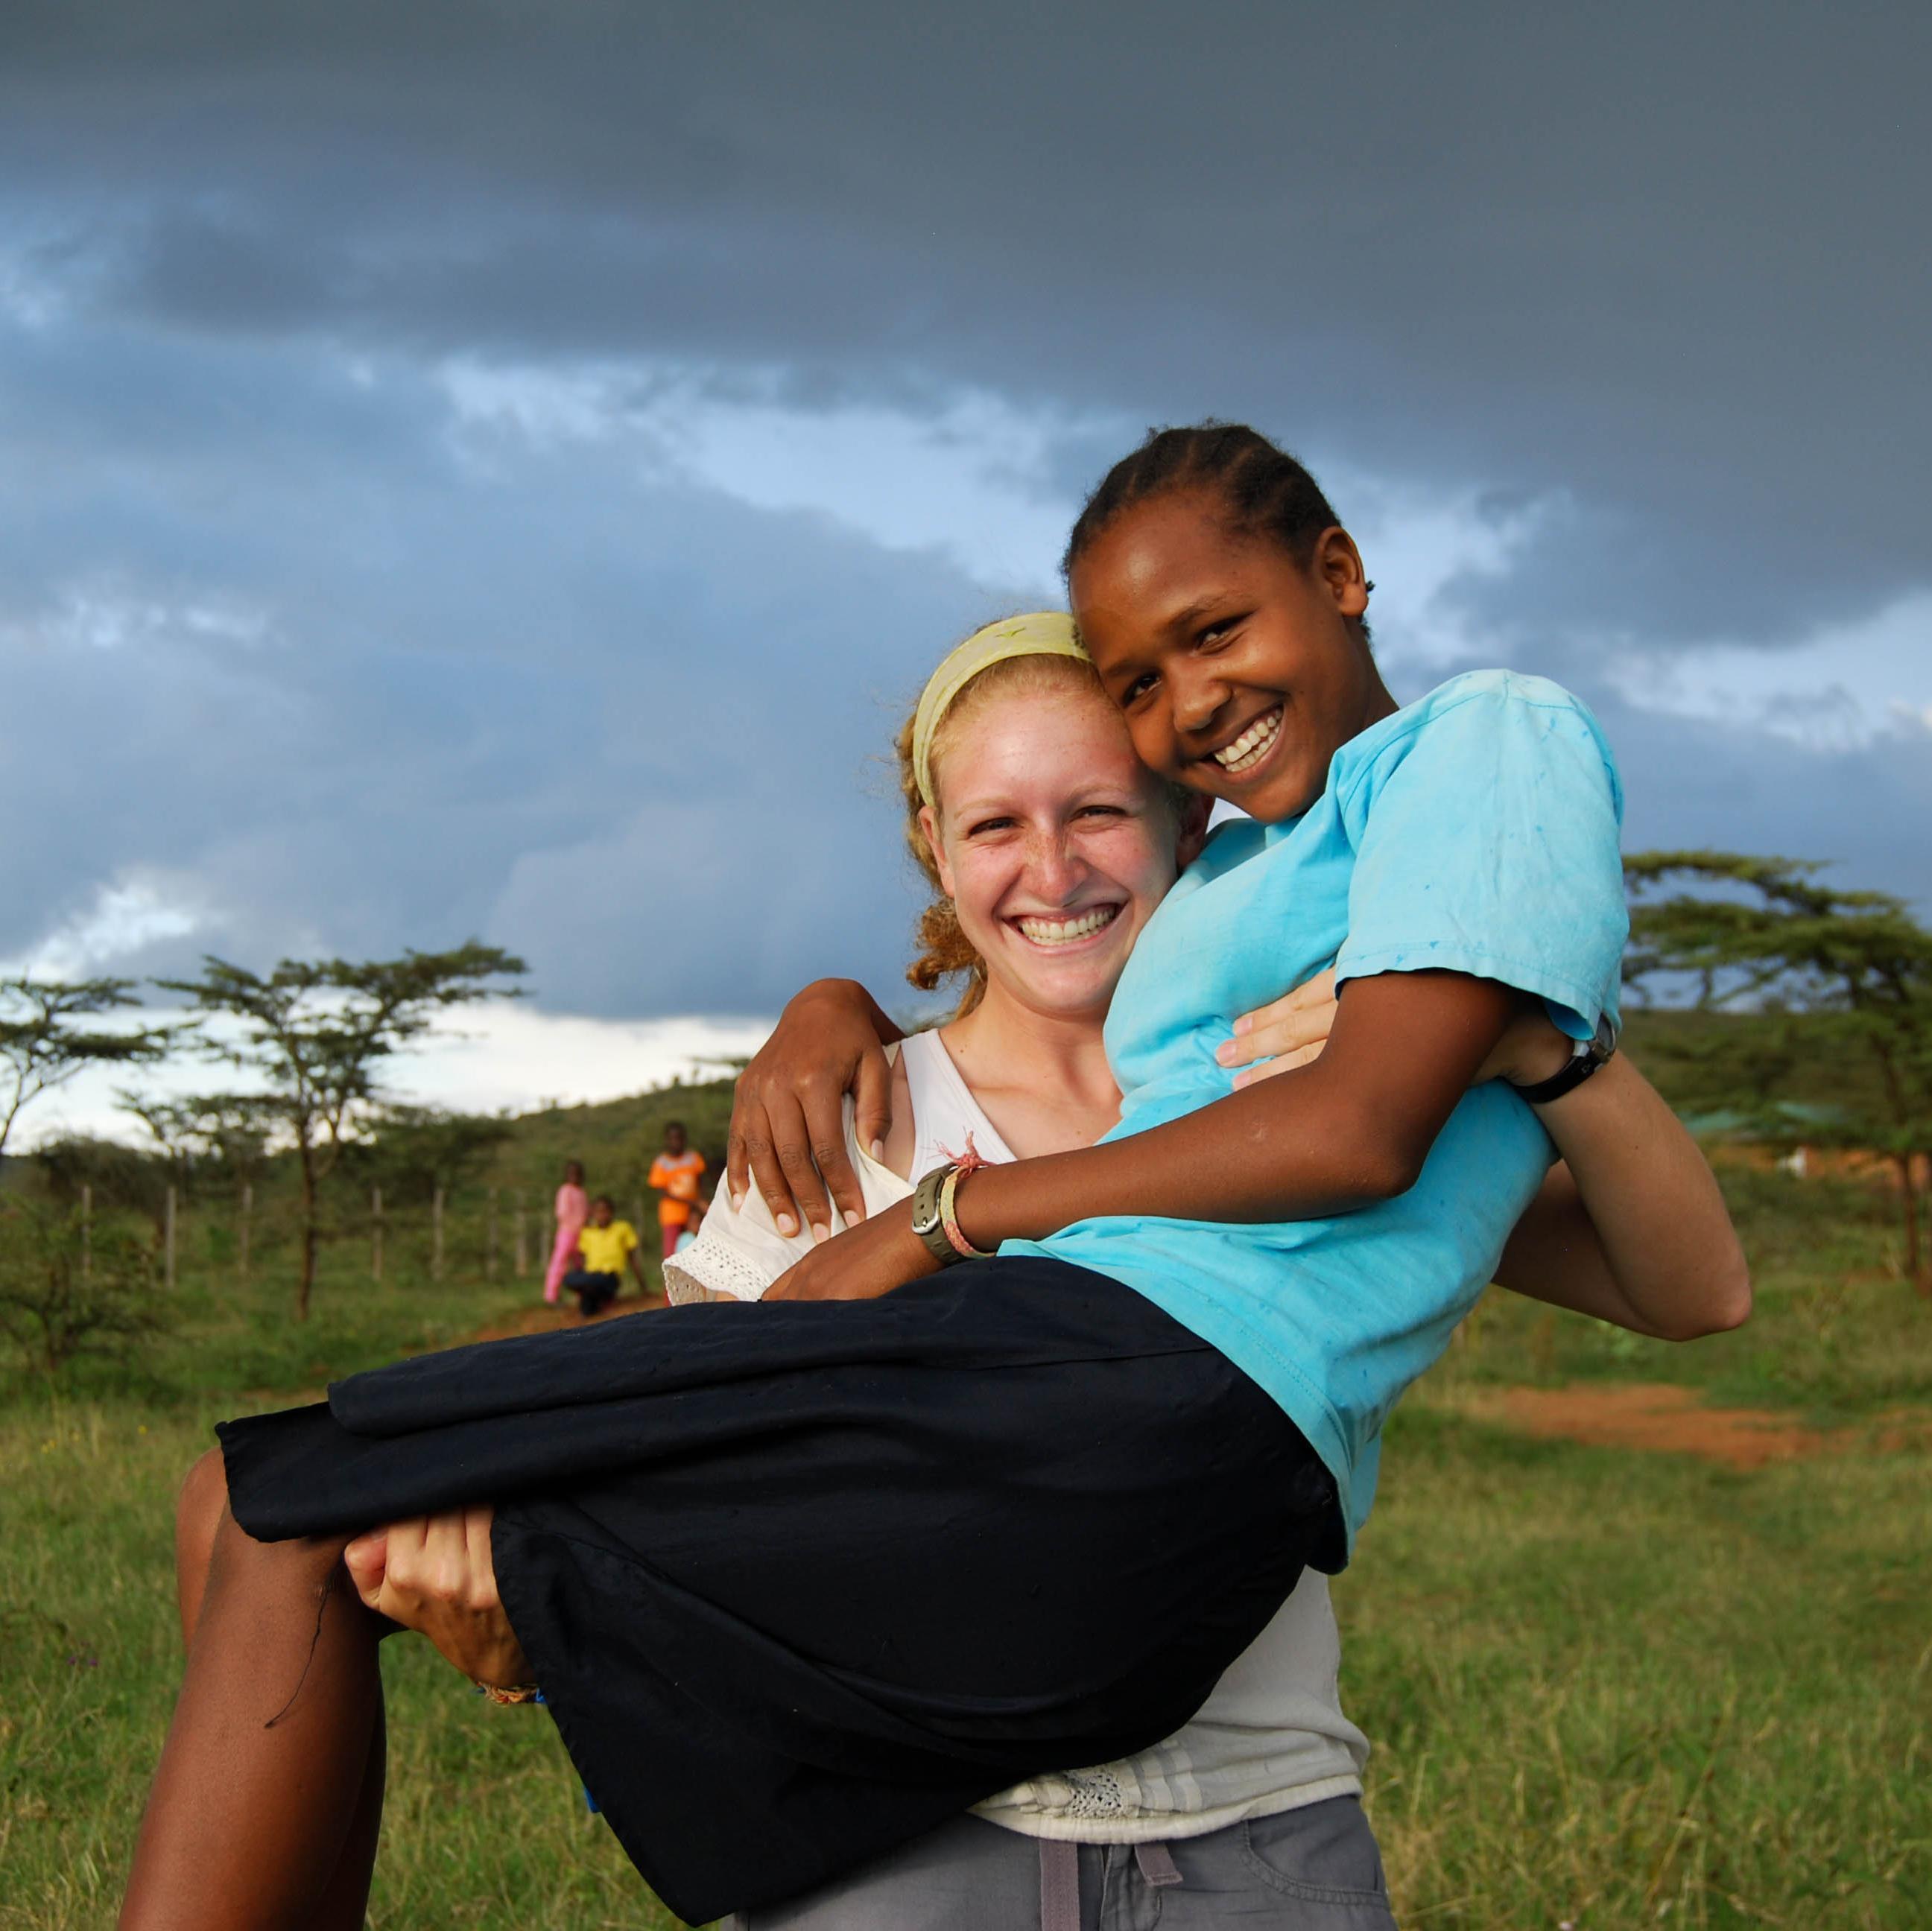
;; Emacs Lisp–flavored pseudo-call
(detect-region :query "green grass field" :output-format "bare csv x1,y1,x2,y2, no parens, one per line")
2,1094,1929,1928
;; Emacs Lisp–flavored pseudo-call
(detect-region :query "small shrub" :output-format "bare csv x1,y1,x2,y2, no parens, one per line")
0,1202,169,1375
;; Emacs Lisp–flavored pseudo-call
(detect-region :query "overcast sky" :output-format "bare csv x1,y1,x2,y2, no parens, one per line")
4,1,1928,1131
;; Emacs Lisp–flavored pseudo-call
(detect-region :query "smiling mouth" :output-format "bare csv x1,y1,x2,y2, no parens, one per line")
1012,904,1124,948
1209,705,1284,777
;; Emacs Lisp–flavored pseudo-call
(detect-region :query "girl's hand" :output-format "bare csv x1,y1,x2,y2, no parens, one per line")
343,1509,533,1690
764,1199,938,1302
728,979,902,1243
1216,970,1339,1089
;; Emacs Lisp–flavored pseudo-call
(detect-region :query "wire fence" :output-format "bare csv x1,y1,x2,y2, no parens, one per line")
58,1183,659,1290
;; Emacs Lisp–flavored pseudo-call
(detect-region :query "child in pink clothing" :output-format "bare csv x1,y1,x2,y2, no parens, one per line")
542,1159,589,1305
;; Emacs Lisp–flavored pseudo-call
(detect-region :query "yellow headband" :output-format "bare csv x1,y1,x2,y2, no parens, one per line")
912,612,1089,808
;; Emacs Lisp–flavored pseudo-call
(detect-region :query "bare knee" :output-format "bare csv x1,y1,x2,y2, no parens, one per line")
175,1448,235,1646
177,1448,231,1560
181,1447,359,1594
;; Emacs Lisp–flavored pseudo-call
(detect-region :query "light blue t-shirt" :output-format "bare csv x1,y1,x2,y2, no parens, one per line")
1004,671,1627,1560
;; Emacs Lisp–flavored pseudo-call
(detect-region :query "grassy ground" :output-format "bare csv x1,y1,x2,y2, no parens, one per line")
1,1126,1928,1927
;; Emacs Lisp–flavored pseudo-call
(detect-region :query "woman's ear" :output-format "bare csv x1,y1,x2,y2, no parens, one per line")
919,803,958,899
1174,793,1213,870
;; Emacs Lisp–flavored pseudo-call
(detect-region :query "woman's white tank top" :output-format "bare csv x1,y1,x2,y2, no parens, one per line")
899,1029,1018,1180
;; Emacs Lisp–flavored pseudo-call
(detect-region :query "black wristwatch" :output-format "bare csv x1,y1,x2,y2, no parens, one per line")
910,1164,965,1268
1513,1014,1618,1106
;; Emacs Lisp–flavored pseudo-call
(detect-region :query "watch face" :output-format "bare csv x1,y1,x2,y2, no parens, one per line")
911,1173,946,1234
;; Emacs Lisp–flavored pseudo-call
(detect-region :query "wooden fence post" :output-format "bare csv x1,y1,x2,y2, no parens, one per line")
371,1187,384,1284
238,1182,253,1284
164,1185,177,1290
487,1187,500,1280
80,1183,92,1280
432,1187,446,1283
514,1194,530,1278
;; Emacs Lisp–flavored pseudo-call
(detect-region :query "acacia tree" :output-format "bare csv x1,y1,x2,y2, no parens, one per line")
1625,851,1932,1293
159,945,526,1317
0,977,173,1158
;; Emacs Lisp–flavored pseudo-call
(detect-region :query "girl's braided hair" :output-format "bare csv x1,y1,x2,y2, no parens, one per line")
1062,422,1369,633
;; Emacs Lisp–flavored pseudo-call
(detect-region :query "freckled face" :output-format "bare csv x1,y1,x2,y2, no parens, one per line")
1070,490,1387,825
925,687,1187,1022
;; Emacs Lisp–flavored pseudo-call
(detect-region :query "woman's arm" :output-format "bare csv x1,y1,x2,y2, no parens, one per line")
1209,990,1751,1340
1494,1045,1752,1339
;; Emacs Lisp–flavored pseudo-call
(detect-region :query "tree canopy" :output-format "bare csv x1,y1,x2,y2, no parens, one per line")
0,977,174,1158
1626,851,1932,1292
158,943,527,1316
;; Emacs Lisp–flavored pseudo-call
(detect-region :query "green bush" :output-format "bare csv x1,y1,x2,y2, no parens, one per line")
0,1202,170,1376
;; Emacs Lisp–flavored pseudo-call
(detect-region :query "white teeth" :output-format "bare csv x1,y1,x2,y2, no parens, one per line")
1016,905,1121,946
1212,706,1283,773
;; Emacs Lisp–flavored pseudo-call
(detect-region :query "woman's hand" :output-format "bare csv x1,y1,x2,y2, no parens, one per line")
728,979,904,1243
342,1509,533,1690
764,1199,939,1302
1473,999,1574,1088
1215,970,1338,1088
1220,970,1575,1094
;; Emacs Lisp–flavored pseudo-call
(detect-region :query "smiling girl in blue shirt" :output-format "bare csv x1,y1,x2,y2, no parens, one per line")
130,424,1633,1931
770,423,1627,1556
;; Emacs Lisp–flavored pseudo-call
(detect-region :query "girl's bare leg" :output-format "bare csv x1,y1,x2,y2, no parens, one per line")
180,1455,388,1931
125,1457,384,1931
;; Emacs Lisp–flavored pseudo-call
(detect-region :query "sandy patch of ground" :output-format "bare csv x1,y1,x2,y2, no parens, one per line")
461,1293,665,1345
1469,1381,1931,1470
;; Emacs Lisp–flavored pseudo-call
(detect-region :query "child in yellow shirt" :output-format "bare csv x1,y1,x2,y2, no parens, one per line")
563,1196,646,1316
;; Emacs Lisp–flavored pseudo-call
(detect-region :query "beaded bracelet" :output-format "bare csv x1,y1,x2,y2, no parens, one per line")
937,1164,995,1261
474,1678,544,1705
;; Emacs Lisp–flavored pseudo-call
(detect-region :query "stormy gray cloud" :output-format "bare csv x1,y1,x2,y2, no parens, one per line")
2,0,1928,1046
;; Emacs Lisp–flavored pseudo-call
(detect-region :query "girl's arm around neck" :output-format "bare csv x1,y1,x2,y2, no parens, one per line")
1495,1055,1751,1340
953,969,1519,1248
728,977,905,1238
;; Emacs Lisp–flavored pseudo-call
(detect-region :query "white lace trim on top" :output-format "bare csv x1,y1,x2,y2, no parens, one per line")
662,1094,913,1306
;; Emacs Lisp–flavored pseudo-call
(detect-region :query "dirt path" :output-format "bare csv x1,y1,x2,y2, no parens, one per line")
1467,1382,1930,1470
461,1293,666,1345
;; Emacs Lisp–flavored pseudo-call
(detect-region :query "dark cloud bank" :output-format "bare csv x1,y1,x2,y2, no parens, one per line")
1,1,1927,1018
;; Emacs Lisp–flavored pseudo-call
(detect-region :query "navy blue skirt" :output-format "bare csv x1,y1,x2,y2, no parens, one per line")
220,1259,1339,1925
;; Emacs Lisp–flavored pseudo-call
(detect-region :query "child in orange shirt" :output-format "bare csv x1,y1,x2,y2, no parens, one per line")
646,1120,708,1261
